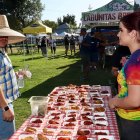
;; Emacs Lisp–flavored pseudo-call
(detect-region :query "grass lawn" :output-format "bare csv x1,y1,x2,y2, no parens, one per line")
8,46,114,129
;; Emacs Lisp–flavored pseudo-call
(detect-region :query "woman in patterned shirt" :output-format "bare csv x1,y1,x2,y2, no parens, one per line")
109,12,140,140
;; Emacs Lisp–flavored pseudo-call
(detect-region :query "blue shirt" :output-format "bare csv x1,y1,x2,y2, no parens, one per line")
80,34,90,55
80,35,100,55
89,37,100,52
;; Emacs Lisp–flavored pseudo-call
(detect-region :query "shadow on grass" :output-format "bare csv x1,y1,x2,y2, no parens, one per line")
20,60,112,99
21,51,81,62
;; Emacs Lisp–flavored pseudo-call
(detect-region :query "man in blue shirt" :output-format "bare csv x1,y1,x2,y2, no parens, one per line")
80,28,100,80
80,28,90,80
89,29,100,68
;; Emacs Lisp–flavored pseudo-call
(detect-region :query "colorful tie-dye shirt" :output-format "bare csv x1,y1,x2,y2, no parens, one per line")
117,49,140,120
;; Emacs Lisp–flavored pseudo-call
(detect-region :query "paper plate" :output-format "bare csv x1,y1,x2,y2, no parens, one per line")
19,134,35,140
93,130,109,135
98,135,114,140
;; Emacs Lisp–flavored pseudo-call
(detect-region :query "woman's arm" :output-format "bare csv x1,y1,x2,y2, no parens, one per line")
109,85,140,110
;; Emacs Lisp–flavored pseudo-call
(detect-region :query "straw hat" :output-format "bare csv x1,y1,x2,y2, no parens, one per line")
0,15,26,44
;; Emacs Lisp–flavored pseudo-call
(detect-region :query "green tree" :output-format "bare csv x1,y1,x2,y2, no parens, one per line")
0,0,44,31
63,14,76,26
57,14,77,28
134,2,140,11
43,20,58,32
57,17,63,26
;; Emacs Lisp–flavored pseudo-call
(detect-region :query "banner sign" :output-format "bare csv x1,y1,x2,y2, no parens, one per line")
82,10,133,25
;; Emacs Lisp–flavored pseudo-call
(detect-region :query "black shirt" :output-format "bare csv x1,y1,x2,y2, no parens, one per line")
112,46,131,70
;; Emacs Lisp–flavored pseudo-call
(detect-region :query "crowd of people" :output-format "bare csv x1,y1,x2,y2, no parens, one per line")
35,34,78,58
36,36,57,57
64,34,77,56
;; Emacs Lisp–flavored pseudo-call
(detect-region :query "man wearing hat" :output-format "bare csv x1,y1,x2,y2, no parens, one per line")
0,15,25,139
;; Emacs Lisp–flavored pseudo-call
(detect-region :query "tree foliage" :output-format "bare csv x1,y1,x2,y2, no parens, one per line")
57,14,77,28
0,0,44,31
43,20,58,32
0,1,78,32
57,17,62,26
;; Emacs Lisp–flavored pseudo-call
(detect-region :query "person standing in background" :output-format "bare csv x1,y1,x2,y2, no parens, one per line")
109,12,140,140
78,32,84,50
49,36,56,57
89,29,101,70
80,28,101,80
69,35,76,55
40,36,47,57
36,37,41,53
9,44,13,54
0,15,25,139
111,45,131,90
64,34,69,56
80,28,90,80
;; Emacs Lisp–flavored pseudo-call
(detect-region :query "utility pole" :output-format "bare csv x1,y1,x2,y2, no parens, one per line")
88,4,93,11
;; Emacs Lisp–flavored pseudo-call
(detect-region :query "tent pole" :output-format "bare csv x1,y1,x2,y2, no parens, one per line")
31,36,33,60
23,41,25,64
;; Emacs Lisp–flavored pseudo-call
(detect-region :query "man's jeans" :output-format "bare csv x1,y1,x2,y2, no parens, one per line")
0,103,15,140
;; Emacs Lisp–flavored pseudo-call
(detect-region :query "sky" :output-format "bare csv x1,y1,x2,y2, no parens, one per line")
40,0,134,25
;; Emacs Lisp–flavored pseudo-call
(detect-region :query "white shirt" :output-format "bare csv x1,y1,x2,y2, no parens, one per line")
78,36,84,44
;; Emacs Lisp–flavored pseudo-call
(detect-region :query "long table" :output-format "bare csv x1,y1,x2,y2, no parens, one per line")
9,85,120,140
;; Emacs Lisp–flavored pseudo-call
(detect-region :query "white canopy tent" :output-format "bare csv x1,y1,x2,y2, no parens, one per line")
52,32,58,36
52,32,60,39
58,32,71,38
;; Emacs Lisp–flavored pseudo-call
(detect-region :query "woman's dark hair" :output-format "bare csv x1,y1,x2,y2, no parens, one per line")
120,12,140,33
